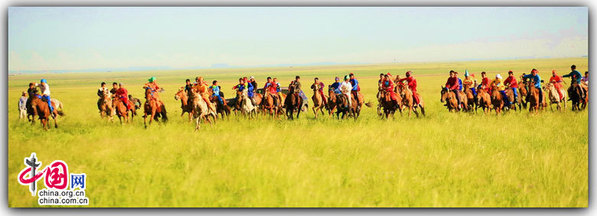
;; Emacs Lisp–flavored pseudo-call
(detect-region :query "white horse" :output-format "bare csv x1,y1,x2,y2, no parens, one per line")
240,88,256,117
189,90,216,131
544,82,567,111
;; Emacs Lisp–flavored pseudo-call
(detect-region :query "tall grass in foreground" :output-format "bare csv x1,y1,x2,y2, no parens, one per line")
8,58,588,207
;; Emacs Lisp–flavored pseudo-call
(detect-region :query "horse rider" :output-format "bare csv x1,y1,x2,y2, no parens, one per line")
289,75,303,106
33,79,54,113
463,70,477,98
264,77,280,106
273,77,282,99
523,69,543,105
349,73,360,105
110,82,118,96
378,73,385,90
504,70,520,103
115,83,133,111
311,77,327,107
210,80,226,106
493,74,511,107
143,76,163,107
398,71,420,105
480,71,491,93
445,70,461,109
330,77,341,94
249,76,258,96
195,76,216,112
340,75,353,108
232,78,247,104
97,82,110,112
581,71,589,86
381,73,399,106
562,64,585,99
549,70,565,101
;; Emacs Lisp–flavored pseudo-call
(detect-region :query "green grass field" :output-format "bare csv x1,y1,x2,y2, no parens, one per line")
8,57,588,207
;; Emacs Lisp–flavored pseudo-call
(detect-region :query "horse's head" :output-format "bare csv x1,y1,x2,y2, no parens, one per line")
440,86,448,102
174,87,184,100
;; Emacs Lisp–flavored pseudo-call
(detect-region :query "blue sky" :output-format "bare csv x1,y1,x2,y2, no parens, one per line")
8,7,588,71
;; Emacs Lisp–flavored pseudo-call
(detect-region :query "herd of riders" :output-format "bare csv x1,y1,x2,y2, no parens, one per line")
441,64,588,112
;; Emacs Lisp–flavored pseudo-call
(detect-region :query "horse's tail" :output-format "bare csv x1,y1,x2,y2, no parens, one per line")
364,101,373,107
56,110,65,116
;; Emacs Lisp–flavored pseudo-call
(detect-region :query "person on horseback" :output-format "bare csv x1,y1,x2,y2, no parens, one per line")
563,65,585,99
195,76,217,112
523,69,543,105
143,76,163,106
184,79,193,94
340,75,353,108
97,82,110,112
349,73,360,105
480,71,491,92
581,71,589,86
249,76,258,96
378,73,385,89
264,77,280,106
445,70,461,109
330,77,342,94
33,79,54,113
504,70,519,103
110,82,118,96
463,70,477,98
115,83,133,111
493,74,511,107
382,73,399,106
289,75,303,105
311,77,327,107
398,71,420,104
549,70,565,101
210,80,226,106
273,77,282,99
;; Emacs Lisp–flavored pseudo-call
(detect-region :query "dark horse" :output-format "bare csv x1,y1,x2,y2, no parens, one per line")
335,93,357,119
284,86,303,120
379,89,400,119
568,83,587,111
143,87,168,128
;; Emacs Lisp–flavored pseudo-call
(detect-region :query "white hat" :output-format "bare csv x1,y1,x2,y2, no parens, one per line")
250,76,255,79
496,74,502,79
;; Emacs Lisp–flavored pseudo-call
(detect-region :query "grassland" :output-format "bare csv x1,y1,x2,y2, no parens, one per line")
7,57,588,207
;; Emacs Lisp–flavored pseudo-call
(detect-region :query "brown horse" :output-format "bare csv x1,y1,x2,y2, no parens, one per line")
113,97,130,124
30,96,63,130
327,90,339,117
527,82,542,113
252,93,263,113
504,87,519,111
490,86,504,115
568,83,586,111
98,89,114,121
261,91,280,118
397,82,424,117
210,95,231,119
476,87,492,114
335,93,358,119
440,87,459,112
463,86,477,111
379,89,400,119
174,88,193,122
143,87,168,128
284,86,303,120
311,84,326,119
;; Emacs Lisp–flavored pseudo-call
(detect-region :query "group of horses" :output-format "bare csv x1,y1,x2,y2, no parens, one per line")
97,88,143,124
440,80,588,114
377,80,426,119
171,82,372,130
